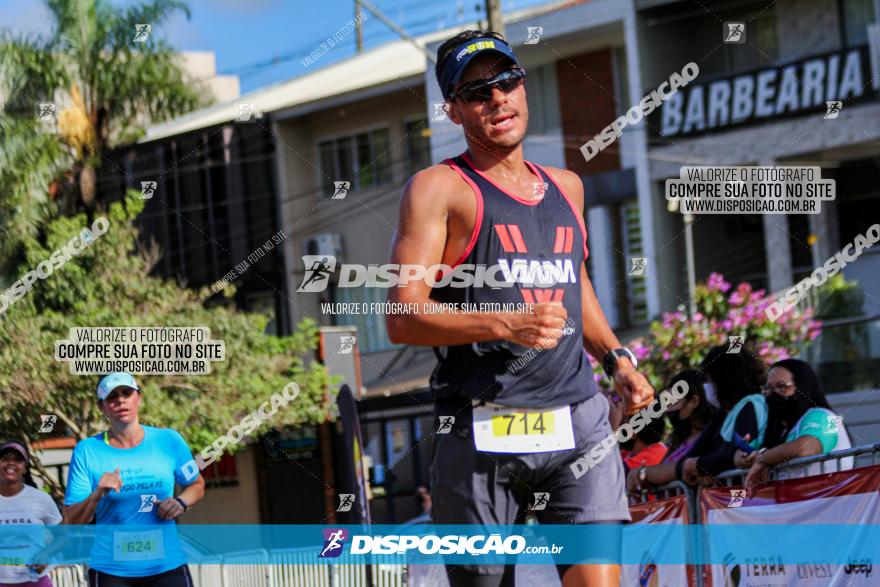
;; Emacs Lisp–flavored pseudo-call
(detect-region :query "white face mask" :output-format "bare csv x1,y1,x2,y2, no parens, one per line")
703,382,720,408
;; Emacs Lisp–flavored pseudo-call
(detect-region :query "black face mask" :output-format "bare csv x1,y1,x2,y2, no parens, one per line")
766,392,800,424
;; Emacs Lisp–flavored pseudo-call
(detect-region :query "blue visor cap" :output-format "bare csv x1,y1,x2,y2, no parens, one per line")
97,372,140,400
438,37,520,99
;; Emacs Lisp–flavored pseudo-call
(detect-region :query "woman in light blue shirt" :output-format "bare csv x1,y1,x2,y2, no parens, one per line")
63,373,205,587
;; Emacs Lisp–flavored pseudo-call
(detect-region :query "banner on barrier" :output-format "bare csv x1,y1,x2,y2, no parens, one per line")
623,494,692,587
700,464,880,586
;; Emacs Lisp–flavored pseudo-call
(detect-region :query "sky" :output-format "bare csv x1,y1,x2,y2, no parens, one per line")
0,0,553,94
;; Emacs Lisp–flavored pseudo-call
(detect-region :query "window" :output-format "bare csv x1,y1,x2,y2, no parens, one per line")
524,64,560,134
405,118,431,176
841,0,876,47
331,285,400,353
317,128,393,198
621,202,648,325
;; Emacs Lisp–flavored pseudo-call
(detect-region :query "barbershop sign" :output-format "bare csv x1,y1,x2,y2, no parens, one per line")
655,45,874,137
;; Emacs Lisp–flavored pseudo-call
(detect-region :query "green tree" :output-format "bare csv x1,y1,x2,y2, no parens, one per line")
0,194,338,498
0,0,206,267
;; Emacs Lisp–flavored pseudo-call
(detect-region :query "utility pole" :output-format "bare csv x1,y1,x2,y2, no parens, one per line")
355,0,363,52
358,0,437,63
485,0,505,36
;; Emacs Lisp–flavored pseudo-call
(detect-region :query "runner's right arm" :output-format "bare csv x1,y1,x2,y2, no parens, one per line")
63,468,121,524
386,167,567,348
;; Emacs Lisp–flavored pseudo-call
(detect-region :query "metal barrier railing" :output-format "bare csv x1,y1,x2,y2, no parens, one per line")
713,442,880,487
48,565,86,587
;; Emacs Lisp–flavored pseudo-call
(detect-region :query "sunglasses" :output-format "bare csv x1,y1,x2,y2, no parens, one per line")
761,381,795,395
449,67,526,103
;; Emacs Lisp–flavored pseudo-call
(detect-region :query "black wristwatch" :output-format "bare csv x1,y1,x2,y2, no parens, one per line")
174,496,189,512
602,348,638,379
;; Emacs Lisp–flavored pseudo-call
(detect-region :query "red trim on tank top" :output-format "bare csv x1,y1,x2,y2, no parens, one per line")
459,152,544,207
443,158,484,270
532,162,589,260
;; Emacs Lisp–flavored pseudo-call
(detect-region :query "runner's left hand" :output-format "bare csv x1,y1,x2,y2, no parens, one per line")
156,497,185,520
613,363,655,416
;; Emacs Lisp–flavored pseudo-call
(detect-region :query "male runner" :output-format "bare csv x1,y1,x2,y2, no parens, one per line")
386,30,655,587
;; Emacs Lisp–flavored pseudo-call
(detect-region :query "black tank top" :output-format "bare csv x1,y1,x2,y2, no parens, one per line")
429,153,599,408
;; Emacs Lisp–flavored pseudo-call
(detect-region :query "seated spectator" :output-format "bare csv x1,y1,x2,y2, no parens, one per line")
626,370,718,493
620,416,668,470
740,359,853,496
680,344,768,485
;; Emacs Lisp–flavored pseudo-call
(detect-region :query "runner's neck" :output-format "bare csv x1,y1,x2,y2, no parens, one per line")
464,149,532,183
105,423,145,448
0,480,25,498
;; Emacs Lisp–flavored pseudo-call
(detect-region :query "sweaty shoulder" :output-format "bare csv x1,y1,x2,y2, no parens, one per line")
540,165,584,212
404,162,473,207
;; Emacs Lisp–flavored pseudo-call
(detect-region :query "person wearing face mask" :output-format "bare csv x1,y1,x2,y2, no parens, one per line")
626,370,719,493
0,440,62,587
739,359,852,496
679,345,768,485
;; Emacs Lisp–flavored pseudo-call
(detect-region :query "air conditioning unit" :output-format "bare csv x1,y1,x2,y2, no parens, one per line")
303,233,343,259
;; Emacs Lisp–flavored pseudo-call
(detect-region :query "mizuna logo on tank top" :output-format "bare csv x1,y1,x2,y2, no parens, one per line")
493,223,578,303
